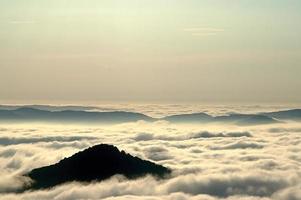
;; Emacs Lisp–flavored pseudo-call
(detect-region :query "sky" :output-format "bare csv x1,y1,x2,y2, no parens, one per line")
0,0,301,104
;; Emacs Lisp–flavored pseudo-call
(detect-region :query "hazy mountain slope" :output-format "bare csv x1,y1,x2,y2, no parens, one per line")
262,109,301,121
0,108,153,124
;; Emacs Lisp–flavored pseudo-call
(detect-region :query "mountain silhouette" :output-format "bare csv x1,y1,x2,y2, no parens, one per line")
25,144,171,190
214,114,279,125
0,107,153,124
262,109,301,121
162,113,213,123
163,113,279,125
0,105,99,112
1,106,300,125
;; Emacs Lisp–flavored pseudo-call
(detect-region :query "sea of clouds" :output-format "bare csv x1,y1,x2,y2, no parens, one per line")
0,107,300,199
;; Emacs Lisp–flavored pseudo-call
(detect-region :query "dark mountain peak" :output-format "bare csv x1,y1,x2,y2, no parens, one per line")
64,144,124,162
25,144,171,190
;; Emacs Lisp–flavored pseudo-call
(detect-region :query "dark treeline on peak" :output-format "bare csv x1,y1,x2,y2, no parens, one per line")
26,144,171,190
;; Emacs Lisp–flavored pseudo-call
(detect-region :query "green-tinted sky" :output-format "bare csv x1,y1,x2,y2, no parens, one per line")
1,0,301,104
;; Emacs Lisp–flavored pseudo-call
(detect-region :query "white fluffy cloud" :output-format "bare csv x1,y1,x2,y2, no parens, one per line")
0,119,300,200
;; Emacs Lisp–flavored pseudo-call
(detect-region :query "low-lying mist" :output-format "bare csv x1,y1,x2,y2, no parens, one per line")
0,119,300,199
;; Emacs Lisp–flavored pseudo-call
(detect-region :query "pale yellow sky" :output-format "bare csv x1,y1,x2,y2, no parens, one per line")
0,0,301,104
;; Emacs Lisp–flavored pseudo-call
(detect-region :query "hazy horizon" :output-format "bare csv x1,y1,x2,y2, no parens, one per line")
1,0,301,103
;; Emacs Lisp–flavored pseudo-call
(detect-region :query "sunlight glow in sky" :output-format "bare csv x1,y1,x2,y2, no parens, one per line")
1,0,301,103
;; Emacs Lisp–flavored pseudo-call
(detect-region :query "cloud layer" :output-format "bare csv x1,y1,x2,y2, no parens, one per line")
0,118,300,200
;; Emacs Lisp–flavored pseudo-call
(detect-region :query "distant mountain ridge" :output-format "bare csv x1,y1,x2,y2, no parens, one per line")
163,113,280,125
0,105,100,111
25,144,171,190
0,106,300,125
262,109,301,121
0,107,153,124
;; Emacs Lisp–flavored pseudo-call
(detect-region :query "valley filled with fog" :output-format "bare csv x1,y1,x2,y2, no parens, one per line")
0,105,300,200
